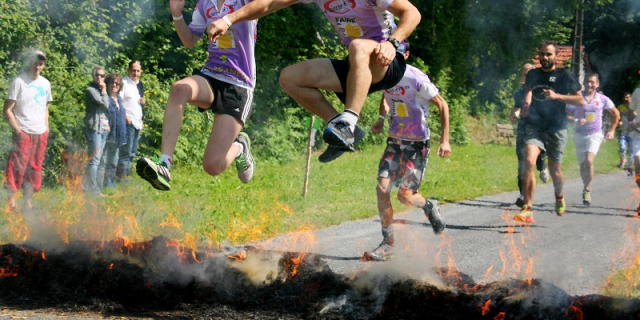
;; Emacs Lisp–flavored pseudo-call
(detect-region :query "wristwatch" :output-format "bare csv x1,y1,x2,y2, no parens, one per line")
387,37,400,50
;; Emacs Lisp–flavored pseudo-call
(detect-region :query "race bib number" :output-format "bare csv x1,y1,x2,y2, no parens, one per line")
213,30,236,49
392,100,408,118
586,111,596,123
336,18,363,38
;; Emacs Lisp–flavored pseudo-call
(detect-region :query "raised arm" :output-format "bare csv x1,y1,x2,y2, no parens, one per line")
606,106,620,140
385,0,421,44
430,94,451,158
171,0,202,48
544,89,585,106
208,0,300,42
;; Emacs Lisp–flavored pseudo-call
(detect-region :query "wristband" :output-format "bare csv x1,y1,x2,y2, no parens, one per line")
172,14,183,21
574,118,579,123
222,15,233,27
523,103,530,109
630,120,636,127
379,115,385,120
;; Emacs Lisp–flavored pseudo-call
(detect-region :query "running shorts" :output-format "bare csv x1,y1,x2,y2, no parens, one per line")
193,69,254,124
378,138,430,192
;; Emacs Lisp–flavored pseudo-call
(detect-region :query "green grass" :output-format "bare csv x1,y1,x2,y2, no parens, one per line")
0,130,623,247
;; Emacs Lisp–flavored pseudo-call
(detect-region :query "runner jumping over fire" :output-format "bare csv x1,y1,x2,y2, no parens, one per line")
136,0,256,191
362,44,451,261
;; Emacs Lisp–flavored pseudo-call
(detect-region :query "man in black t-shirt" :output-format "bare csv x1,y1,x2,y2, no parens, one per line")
514,41,584,223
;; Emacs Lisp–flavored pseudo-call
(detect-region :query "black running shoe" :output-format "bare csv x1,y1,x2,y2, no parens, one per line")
425,200,445,235
136,157,171,191
515,197,524,208
322,120,355,151
319,125,366,163
362,242,393,261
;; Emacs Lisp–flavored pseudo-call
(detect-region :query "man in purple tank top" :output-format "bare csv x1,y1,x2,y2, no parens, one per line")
207,0,421,162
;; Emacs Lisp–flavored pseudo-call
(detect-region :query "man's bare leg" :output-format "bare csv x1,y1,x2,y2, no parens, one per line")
160,75,215,157
522,144,541,208
549,159,564,199
202,114,243,176
376,178,395,244
279,59,344,122
343,39,390,117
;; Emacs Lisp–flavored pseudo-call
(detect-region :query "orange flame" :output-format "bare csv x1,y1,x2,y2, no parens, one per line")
480,299,491,315
494,312,506,320
228,249,247,261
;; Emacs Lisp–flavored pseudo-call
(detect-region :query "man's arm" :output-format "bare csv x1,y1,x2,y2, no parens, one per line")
371,96,390,135
374,0,420,67
521,87,532,117
430,94,451,158
171,0,202,48
543,89,585,106
606,107,620,140
208,0,300,42
3,100,21,134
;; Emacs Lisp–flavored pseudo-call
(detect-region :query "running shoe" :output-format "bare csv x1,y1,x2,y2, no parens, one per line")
319,125,366,163
515,196,525,208
628,168,634,177
322,120,355,151
136,157,171,191
235,132,255,184
539,168,550,183
514,205,534,223
555,197,566,216
424,200,446,235
618,160,626,169
362,242,393,261
582,189,591,206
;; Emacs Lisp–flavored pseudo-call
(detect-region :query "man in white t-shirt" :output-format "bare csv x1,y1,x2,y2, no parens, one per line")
118,60,145,183
3,50,52,211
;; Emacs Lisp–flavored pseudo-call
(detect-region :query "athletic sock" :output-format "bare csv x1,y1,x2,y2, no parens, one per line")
327,114,341,124
159,154,172,170
233,141,243,158
335,110,359,131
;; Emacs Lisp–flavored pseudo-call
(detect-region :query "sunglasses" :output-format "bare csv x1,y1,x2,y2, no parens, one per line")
96,73,106,78
110,82,122,86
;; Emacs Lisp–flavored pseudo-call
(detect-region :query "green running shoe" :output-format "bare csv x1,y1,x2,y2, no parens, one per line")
235,132,254,184
555,197,566,216
582,189,591,206
136,157,171,191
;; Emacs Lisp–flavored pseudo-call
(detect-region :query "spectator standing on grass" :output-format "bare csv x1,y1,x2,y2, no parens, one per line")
510,63,550,209
3,50,51,211
566,72,619,206
514,41,584,223
99,74,127,190
206,0,421,163
626,76,640,214
118,60,145,184
617,92,633,173
363,45,451,261
83,66,110,195
136,0,256,191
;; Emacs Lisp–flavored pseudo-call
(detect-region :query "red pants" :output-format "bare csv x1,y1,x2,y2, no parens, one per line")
5,130,49,193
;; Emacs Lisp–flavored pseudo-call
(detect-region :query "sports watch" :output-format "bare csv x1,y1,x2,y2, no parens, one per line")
387,37,400,50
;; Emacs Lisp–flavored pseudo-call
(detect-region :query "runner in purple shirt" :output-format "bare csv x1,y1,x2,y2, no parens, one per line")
207,0,421,162
136,0,257,191
566,72,619,206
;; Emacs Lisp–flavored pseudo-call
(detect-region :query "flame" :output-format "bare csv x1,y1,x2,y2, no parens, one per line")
228,249,247,261
109,263,114,270
494,312,506,320
480,299,491,315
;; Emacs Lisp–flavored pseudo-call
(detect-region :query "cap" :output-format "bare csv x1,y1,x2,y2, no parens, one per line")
28,50,47,61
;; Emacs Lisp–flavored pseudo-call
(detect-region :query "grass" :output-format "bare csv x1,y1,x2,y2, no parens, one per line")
0,127,623,246
1,124,636,297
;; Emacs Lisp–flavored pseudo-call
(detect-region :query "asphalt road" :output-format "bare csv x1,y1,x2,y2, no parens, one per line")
259,170,640,296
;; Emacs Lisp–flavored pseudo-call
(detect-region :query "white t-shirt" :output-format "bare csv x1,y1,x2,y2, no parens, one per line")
6,72,52,134
119,75,143,130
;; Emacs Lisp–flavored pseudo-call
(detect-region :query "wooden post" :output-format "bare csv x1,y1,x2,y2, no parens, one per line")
303,116,315,197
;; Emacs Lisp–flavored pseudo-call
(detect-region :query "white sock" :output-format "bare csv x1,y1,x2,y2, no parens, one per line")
335,110,359,131
159,154,172,169
233,142,243,158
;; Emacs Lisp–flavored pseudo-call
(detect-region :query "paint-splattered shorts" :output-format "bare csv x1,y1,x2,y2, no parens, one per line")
378,138,430,192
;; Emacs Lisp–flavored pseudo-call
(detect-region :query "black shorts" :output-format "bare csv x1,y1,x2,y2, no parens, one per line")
193,68,254,124
330,51,407,104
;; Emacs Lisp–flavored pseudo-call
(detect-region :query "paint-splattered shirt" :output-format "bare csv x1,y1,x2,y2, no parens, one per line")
300,0,397,47
567,91,614,135
189,0,257,89
383,65,439,141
